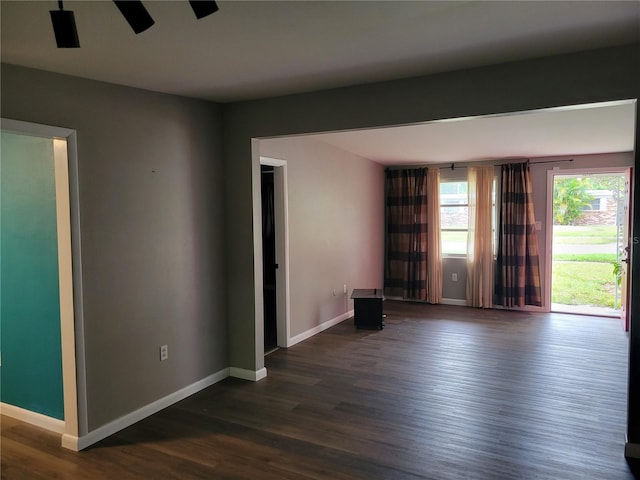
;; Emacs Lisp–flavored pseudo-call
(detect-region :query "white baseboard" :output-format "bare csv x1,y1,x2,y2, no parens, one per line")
288,309,354,347
441,298,468,307
625,440,640,459
0,403,65,434
61,433,80,451
71,367,230,451
229,367,267,381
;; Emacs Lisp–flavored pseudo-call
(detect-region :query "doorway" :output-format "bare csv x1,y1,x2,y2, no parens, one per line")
548,169,631,328
259,156,291,351
261,165,278,352
0,118,84,448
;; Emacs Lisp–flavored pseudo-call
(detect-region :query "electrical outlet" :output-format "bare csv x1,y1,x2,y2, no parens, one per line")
160,345,168,361
452,273,458,282
343,284,347,294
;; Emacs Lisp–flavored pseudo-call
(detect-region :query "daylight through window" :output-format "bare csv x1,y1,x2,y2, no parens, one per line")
440,181,468,256
439,179,496,256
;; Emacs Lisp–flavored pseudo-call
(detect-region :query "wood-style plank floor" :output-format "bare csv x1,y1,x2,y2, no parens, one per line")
2,301,639,479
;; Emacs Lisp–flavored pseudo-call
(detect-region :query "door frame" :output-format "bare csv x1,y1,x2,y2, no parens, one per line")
259,156,291,348
1,118,87,448
545,166,632,317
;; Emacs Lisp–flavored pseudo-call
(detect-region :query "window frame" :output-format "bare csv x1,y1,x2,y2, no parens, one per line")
439,175,498,259
440,179,470,258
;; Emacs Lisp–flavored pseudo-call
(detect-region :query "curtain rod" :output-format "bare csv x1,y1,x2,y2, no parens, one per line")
439,158,574,170
385,158,574,171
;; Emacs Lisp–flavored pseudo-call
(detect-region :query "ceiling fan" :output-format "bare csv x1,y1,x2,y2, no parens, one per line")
50,0,219,48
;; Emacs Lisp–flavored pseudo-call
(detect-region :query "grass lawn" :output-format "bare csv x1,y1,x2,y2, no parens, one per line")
551,225,620,308
441,224,621,307
445,226,618,247
552,261,617,307
552,253,617,263
441,231,467,242
552,225,618,245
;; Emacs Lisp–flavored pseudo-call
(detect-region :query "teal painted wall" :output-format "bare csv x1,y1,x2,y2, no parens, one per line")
1,131,64,420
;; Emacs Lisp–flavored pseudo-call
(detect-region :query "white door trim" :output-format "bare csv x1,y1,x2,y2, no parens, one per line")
260,156,291,348
1,118,87,443
546,166,631,315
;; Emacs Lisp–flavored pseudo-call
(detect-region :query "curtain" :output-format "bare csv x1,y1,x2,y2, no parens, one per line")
426,168,442,304
466,166,494,308
384,168,428,300
495,163,542,307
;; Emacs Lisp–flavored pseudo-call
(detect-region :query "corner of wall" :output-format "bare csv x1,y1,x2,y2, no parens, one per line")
65,368,230,450
229,367,267,381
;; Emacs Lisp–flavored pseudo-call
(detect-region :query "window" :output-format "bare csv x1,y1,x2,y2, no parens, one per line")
440,181,468,256
581,191,611,211
439,178,497,256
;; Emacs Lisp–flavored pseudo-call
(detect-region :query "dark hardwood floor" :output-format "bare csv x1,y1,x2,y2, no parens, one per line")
2,301,639,479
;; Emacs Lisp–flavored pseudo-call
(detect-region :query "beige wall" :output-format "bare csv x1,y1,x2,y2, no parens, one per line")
260,136,384,338
1,64,227,431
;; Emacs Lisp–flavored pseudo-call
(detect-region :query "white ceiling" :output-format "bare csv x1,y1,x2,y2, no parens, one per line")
308,101,638,165
1,1,638,162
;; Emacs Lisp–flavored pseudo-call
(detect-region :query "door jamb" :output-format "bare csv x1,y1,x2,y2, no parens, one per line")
260,156,291,348
545,166,632,315
1,118,87,448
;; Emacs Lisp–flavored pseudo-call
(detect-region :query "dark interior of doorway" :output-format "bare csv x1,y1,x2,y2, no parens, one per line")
261,165,278,351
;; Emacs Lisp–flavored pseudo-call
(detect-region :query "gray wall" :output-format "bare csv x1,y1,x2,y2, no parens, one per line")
1,64,227,431
260,137,384,339
223,43,640,372
2,42,639,443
